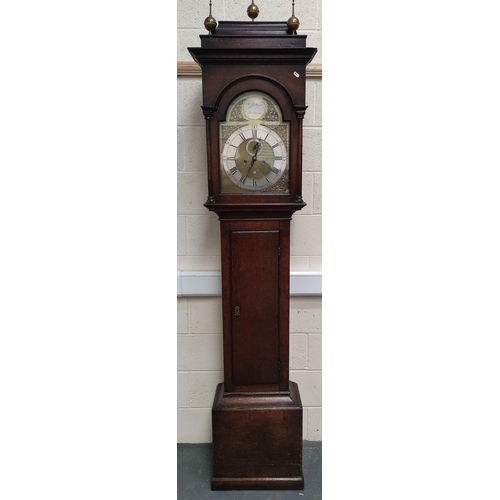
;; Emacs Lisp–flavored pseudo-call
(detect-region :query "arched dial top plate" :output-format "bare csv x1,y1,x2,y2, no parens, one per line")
219,91,290,194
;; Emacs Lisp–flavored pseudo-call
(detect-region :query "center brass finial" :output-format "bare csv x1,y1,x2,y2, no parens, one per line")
247,1,259,21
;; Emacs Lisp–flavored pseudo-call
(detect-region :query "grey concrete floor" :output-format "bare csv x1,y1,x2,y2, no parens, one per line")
177,441,321,500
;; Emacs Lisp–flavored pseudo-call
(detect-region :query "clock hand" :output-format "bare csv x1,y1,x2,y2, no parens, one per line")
249,142,262,164
250,140,262,158
243,161,254,180
240,141,263,184
241,152,258,183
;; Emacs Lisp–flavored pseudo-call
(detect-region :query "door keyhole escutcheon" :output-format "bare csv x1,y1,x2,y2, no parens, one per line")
234,306,240,317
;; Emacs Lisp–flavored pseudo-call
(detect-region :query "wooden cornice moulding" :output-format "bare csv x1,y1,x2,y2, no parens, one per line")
177,61,322,78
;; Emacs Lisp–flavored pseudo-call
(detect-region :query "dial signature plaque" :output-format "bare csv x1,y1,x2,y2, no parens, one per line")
243,96,266,120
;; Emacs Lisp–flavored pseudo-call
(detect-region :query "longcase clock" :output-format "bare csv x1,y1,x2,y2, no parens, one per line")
188,2,316,490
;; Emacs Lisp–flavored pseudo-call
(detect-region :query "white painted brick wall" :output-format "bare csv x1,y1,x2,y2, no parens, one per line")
177,1,322,443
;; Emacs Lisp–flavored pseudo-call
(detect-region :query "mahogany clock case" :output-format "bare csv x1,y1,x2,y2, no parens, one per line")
188,20,317,490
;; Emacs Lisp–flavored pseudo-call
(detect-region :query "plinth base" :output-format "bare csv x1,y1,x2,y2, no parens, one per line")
211,476,304,490
211,381,304,490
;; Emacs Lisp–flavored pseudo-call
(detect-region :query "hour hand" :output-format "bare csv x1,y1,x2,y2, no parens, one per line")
253,141,262,154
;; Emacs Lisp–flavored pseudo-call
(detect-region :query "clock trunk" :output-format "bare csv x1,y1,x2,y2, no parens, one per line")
220,218,291,394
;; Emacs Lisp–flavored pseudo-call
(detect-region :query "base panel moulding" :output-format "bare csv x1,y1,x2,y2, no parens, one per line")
211,381,304,490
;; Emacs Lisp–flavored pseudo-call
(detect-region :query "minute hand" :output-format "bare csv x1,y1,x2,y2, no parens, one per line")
241,158,255,183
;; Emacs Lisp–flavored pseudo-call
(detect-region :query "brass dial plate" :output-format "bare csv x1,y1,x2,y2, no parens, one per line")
219,91,289,194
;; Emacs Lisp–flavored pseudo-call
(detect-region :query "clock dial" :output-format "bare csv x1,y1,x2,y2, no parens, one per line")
219,91,289,194
221,124,287,191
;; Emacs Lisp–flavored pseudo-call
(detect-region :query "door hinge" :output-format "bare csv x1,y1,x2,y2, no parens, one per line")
278,360,281,371
278,247,281,256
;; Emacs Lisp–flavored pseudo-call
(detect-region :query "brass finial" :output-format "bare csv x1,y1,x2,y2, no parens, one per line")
287,1,300,34
247,1,259,21
204,1,217,34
